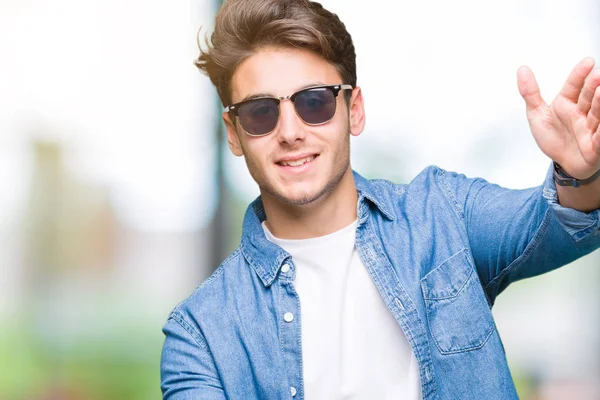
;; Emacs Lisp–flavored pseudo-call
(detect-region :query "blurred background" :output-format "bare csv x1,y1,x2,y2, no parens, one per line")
1,0,599,399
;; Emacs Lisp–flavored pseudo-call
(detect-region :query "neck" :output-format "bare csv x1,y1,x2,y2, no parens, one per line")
261,168,358,239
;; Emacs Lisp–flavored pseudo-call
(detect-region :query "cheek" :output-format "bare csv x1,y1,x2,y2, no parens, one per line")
332,118,350,151
333,132,351,168
240,139,273,172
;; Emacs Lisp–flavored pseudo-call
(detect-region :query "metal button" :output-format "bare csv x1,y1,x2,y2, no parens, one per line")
284,312,294,322
281,264,290,273
290,386,297,396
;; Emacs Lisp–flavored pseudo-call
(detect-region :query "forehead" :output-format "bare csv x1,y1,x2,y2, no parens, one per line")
230,47,343,103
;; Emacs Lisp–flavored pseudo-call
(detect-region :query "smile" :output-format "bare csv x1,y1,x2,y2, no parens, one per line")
277,155,318,167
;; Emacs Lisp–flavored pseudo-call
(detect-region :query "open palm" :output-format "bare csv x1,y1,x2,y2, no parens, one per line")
517,58,600,179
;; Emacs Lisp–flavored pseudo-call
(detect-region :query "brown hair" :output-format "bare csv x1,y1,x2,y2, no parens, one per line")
195,0,357,107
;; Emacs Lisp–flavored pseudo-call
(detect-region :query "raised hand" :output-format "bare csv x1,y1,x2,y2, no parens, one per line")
517,58,600,180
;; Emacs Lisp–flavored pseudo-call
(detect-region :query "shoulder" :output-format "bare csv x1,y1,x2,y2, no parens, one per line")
409,165,465,188
407,166,489,215
362,165,458,200
361,165,483,221
167,247,245,329
363,165,453,190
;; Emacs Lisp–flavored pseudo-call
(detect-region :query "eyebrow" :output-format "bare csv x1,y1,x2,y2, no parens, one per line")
237,81,327,104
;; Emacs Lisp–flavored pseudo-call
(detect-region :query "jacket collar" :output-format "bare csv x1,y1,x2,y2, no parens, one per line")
240,170,396,287
352,171,396,221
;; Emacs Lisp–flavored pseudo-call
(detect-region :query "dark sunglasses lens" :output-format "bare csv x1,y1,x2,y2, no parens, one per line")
294,88,336,124
237,98,279,135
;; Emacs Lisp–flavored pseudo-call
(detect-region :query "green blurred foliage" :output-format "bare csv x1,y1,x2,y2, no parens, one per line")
1,319,162,400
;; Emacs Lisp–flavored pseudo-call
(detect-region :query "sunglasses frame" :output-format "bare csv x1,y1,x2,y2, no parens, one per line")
225,84,354,137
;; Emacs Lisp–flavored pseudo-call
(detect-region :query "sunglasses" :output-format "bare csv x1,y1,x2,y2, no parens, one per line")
225,84,353,136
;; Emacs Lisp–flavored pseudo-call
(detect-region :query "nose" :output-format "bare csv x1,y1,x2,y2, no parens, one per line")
275,99,306,144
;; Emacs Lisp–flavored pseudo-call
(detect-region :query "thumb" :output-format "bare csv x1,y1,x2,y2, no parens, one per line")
517,65,546,112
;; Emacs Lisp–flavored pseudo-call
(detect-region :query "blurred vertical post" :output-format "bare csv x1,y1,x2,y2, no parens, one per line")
209,0,228,270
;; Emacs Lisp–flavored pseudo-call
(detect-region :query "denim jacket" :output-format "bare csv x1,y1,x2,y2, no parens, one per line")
161,165,600,399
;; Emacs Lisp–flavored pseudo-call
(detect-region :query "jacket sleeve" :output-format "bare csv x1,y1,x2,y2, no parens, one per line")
161,312,227,400
438,163,600,304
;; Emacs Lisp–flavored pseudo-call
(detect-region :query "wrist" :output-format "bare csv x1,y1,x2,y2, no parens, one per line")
553,162,600,188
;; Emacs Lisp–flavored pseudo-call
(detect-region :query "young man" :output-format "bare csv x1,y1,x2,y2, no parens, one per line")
160,0,600,398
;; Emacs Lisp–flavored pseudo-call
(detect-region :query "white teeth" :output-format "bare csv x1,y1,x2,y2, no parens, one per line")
280,155,316,167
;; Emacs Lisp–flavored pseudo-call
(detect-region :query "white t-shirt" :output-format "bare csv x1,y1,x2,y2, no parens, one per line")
263,220,421,400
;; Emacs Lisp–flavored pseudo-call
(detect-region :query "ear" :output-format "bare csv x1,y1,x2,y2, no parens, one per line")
348,87,366,137
223,112,244,157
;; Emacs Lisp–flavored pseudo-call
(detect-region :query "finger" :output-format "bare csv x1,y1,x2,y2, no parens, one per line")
517,66,546,112
587,86,600,133
559,57,595,102
577,67,600,116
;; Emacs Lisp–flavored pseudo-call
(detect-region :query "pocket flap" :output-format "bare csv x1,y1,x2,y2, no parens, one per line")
421,249,473,300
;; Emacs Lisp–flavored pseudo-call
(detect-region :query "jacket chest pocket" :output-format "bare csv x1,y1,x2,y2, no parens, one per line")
420,249,495,355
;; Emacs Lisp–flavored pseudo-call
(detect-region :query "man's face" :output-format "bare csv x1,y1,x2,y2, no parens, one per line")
224,47,364,207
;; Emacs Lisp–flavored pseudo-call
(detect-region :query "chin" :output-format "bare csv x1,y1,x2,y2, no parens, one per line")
276,189,323,206
284,193,322,206
264,182,327,207
259,164,349,207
